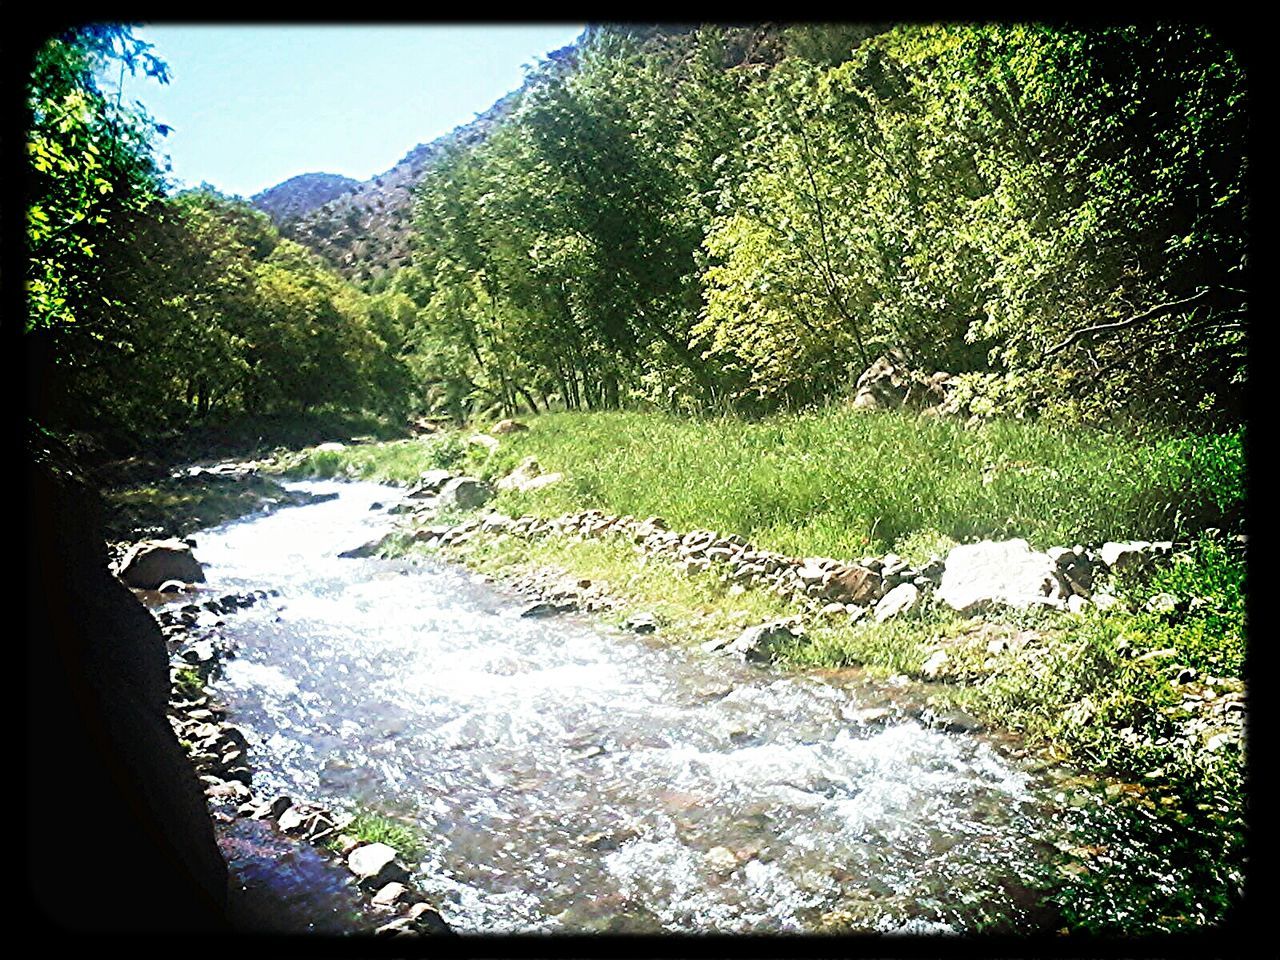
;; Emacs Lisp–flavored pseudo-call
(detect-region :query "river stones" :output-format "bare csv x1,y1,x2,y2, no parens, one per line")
348,842,410,888
117,538,206,589
725,618,805,662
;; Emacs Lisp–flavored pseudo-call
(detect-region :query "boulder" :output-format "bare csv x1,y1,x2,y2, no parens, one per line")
467,433,500,452
437,477,493,511
313,441,346,453
937,539,1068,614
625,611,658,634
1100,541,1155,576
851,349,953,413
495,457,563,494
337,534,392,559
408,469,454,498
117,539,206,590
823,564,883,604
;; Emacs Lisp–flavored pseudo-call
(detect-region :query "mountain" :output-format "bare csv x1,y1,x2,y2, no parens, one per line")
249,172,359,226
255,41,579,286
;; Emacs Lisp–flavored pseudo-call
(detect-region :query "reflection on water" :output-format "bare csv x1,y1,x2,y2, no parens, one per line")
179,479,1058,933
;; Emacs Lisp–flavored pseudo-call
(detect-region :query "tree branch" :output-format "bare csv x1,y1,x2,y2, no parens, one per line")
1044,288,1217,358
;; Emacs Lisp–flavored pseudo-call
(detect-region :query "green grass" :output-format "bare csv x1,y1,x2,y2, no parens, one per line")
276,405,1245,933
282,432,474,483
306,408,1242,558
335,809,425,860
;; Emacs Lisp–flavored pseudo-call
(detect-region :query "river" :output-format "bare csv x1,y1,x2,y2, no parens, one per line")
170,478,1064,934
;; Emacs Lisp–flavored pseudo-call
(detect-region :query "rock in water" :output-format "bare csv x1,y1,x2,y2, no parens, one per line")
117,538,206,589
348,842,410,888
726,618,804,662
937,539,1067,614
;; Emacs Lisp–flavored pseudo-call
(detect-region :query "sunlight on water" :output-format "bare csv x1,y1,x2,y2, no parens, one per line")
186,479,1058,933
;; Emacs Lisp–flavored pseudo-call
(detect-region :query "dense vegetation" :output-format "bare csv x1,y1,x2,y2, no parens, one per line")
383,23,1246,428
24,22,1246,450
23,25,411,456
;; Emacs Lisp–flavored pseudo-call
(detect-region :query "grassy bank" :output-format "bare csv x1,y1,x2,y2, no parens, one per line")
288,408,1243,559
285,406,1246,933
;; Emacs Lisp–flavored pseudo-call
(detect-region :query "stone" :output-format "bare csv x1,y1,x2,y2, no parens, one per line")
625,612,658,634
491,419,529,435
937,539,1067,614
117,539,206,590
408,469,454,497
823,564,883,604
1066,594,1090,614
338,535,391,559
348,842,410,887
437,476,493,511
496,456,543,491
921,650,949,678
372,881,409,905
277,805,310,833
157,579,188,594
313,441,346,452
519,601,561,619
467,433,500,452
726,618,804,663
1100,541,1155,576
706,846,739,873
873,583,920,622
851,349,952,412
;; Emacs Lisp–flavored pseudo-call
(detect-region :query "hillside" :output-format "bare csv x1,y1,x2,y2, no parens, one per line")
270,38,584,286
249,172,359,226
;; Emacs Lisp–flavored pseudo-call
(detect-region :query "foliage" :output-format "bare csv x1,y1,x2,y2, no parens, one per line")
391,23,1245,427
458,410,1244,559
24,27,413,453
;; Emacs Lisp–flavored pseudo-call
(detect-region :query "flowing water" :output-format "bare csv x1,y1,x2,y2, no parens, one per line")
177,479,1063,934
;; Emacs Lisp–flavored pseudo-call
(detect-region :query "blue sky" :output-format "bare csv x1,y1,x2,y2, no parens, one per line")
111,24,586,198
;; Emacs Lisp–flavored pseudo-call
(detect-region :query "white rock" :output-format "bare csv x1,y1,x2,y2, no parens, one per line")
348,842,398,880
1100,541,1153,574
874,583,920,622
937,539,1067,614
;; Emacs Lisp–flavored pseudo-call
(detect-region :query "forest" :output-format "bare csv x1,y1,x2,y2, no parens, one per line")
24,23,1247,450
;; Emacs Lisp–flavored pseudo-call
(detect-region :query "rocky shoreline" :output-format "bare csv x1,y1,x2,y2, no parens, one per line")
151,579,453,936
363,466,1245,762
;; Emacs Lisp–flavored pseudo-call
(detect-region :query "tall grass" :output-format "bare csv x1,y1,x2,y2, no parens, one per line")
477,409,1243,558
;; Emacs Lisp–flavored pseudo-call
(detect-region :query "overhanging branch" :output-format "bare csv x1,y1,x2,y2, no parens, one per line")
1044,287,1218,358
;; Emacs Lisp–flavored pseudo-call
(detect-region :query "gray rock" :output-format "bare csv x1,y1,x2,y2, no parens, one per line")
338,535,391,559
519,601,561,619
117,539,205,589
937,539,1067,614
726,618,804,662
437,476,493,511
408,469,454,498
874,583,920,622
